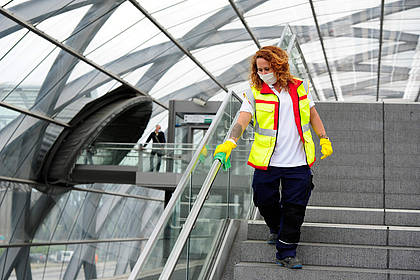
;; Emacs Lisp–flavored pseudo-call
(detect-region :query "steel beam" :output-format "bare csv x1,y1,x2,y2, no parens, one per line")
0,101,70,127
228,0,260,49
376,0,385,101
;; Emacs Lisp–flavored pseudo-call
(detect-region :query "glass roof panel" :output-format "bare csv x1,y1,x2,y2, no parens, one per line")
121,64,153,86
0,103,19,131
0,115,62,178
2,0,32,8
81,2,173,66
244,0,314,27
240,1,331,100
0,15,57,92
139,0,227,39
191,40,258,78
3,1,94,42
381,0,420,101
147,56,215,100
312,0,381,101
0,26,27,59
34,4,91,42
55,67,122,111
138,0,188,14
0,13,126,122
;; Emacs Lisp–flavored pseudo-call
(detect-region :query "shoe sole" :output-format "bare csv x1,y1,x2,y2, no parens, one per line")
276,260,303,269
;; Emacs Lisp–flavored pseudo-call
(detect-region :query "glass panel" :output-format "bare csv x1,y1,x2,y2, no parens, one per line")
191,41,258,78
312,0,381,101
0,179,164,279
239,0,333,100
0,15,129,124
76,141,201,174
0,115,62,179
381,0,420,101
0,21,108,120
0,19,58,106
42,244,81,279
288,37,319,100
7,1,123,46
243,0,313,28
0,181,32,244
140,0,227,39
29,186,162,243
35,4,92,42
169,94,254,279
0,28,28,61
95,240,148,278
0,103,20,131
148,57,212,100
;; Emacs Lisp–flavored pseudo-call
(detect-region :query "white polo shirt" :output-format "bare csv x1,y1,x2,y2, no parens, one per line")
240,84,315,167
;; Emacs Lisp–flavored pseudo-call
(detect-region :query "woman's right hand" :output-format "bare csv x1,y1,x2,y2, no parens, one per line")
213,139,237,159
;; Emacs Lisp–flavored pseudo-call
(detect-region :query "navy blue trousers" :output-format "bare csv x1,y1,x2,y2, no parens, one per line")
252,165,313,259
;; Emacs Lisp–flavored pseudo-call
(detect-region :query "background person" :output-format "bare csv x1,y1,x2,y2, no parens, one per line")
214,46,333,269
144,124,166,172
84,144,96,165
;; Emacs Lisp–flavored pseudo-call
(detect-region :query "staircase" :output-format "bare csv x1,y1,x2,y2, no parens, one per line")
229,103,420,279
233,215,420,279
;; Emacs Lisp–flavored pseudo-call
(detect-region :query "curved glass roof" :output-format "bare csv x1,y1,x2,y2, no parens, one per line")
0,0,419,176
0,1,419,279
1,0,418,108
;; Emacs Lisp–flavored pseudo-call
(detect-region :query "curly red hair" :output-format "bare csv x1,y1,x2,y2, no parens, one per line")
250,46,295,91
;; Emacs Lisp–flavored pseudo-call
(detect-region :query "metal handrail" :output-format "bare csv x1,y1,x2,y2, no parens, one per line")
158,111,241,279
128,90,239,280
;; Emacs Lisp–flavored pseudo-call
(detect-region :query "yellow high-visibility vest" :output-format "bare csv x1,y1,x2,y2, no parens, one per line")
247,78,316,170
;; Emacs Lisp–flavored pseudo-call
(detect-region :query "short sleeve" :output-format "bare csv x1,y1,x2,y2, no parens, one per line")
308,91,315,108
239,87,255,116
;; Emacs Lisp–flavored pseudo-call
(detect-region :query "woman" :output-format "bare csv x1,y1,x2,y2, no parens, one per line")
214,46,333,269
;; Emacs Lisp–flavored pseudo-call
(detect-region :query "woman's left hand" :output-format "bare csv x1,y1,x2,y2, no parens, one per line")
320,138,333,159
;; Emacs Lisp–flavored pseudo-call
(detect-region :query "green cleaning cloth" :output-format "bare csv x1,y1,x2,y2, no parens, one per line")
214,152,231,171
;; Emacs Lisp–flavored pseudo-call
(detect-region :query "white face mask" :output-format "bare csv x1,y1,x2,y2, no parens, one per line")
258,72,277,85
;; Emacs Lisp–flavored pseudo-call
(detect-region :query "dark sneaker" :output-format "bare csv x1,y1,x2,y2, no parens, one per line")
276,256,303,269
267,233,277,245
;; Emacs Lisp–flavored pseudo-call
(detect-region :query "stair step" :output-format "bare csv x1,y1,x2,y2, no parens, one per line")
248,220,420,247
305,206,384,224
308,191,383,208
304,206,420,226
308,191,420,209
241,241,420,270
234,262,420,280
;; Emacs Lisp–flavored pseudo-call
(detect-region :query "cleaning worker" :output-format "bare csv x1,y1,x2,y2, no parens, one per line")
214,46,333,269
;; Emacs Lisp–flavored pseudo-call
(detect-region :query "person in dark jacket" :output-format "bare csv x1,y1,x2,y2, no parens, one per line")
144,124,166,171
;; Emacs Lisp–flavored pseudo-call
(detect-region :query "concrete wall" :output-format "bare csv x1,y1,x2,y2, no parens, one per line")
310,102,420,211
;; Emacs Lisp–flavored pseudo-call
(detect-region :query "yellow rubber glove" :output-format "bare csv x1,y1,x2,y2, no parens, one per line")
320,138,333,159
213,139,237,160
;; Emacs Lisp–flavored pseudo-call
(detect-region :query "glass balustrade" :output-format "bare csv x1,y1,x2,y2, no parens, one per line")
76,143,208,174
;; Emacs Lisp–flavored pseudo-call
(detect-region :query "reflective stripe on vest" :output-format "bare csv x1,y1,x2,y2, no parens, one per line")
255,121,276,137
247,79,316,169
